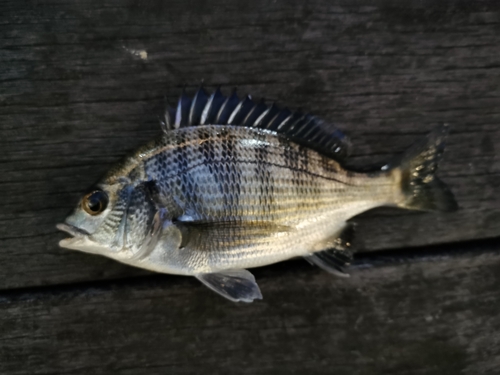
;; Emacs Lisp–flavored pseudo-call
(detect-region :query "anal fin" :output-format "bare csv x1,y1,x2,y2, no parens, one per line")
307,250,352,278
195,269,263,303
305,223,354,278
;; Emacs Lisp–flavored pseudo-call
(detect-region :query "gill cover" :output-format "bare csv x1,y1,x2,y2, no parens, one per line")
58,181,164,260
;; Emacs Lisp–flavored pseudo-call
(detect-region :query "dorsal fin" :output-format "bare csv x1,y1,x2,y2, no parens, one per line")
189,84,209,126
175,89,191,128
163,86,351,160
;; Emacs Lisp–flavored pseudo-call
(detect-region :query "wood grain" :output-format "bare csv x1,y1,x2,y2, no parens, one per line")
1,240,500,375
1,0,499,289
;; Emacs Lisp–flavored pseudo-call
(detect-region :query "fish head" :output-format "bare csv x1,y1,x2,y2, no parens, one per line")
57,180,161,261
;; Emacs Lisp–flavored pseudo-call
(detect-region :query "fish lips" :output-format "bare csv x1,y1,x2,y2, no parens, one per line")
57,223,90,238
56,223,105,255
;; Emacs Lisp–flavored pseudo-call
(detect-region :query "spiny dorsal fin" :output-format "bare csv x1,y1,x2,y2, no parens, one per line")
175,89,191,128
162,86,351,160
189,84,209,126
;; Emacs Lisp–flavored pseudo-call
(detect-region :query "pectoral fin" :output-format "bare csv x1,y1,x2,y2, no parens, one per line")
195,269,263,303
176,220,293,251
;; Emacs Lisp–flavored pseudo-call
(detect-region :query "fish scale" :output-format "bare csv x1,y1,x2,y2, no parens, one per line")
58,87,457,302
110,124,398,276
138,126,368,227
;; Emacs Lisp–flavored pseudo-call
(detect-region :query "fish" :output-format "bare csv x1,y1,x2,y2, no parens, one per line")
57,86,458,303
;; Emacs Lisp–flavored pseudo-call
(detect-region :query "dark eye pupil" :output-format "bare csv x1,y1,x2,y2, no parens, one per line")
83,190,108,215
87,194,102,212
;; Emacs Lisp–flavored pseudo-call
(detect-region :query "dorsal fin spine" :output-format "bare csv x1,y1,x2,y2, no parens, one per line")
292,116,315,137
201,91,215,125
162,98,174,131
189,86,208,126
189,88,201,126
229,95,253,125
270,108,291,131
174,98,182,129
267,109,287,131
159,118,168,134
228,97,245,125
309,126,328,143
253,106,271,128
302,126,320,141
243,100,267,127
215,90,238,124
287,113,308,133
276,113,295,131
162,86,350,161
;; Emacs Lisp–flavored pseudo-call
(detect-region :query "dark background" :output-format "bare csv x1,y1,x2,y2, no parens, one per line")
1,0,499,374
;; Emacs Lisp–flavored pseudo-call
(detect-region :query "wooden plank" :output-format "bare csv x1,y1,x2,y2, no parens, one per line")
1,240,500,375
1,0,499,288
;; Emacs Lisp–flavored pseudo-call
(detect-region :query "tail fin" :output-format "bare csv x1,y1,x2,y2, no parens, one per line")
390,125,458,212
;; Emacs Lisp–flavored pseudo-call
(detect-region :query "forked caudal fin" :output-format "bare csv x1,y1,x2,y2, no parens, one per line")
389,125,458,212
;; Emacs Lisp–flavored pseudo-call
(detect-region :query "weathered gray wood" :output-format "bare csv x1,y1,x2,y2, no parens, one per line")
1,0,499,289
1,242,499,375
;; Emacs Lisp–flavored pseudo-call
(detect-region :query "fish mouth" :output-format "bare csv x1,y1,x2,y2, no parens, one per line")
56,223,90,238
56,223,99,252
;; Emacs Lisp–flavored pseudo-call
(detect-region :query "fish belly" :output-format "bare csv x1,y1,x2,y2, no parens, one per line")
197,200,382,272
124,200,382,276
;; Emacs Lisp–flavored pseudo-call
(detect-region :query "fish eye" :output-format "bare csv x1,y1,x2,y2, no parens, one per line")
82,190,109,215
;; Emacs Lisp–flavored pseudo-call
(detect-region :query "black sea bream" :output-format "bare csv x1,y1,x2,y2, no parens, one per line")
57,87,457,302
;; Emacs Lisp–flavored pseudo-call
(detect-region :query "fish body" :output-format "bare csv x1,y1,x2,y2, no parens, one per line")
58,87,457,302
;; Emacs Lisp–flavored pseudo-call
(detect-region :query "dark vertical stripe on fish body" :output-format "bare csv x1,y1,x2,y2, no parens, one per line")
281,136,303,205
283,136,299,173
253,132,274,219
216,127,238,219
299,145,309,171
198,127,213,165
225,131,242,219
210,128,228,219
194,127,215,219
173,132,196,212
325,156,334,182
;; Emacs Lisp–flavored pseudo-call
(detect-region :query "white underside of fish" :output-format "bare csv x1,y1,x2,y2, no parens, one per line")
119,200,386,276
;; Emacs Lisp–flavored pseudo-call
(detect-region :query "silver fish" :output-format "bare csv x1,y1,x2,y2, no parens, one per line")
57,86,457,302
